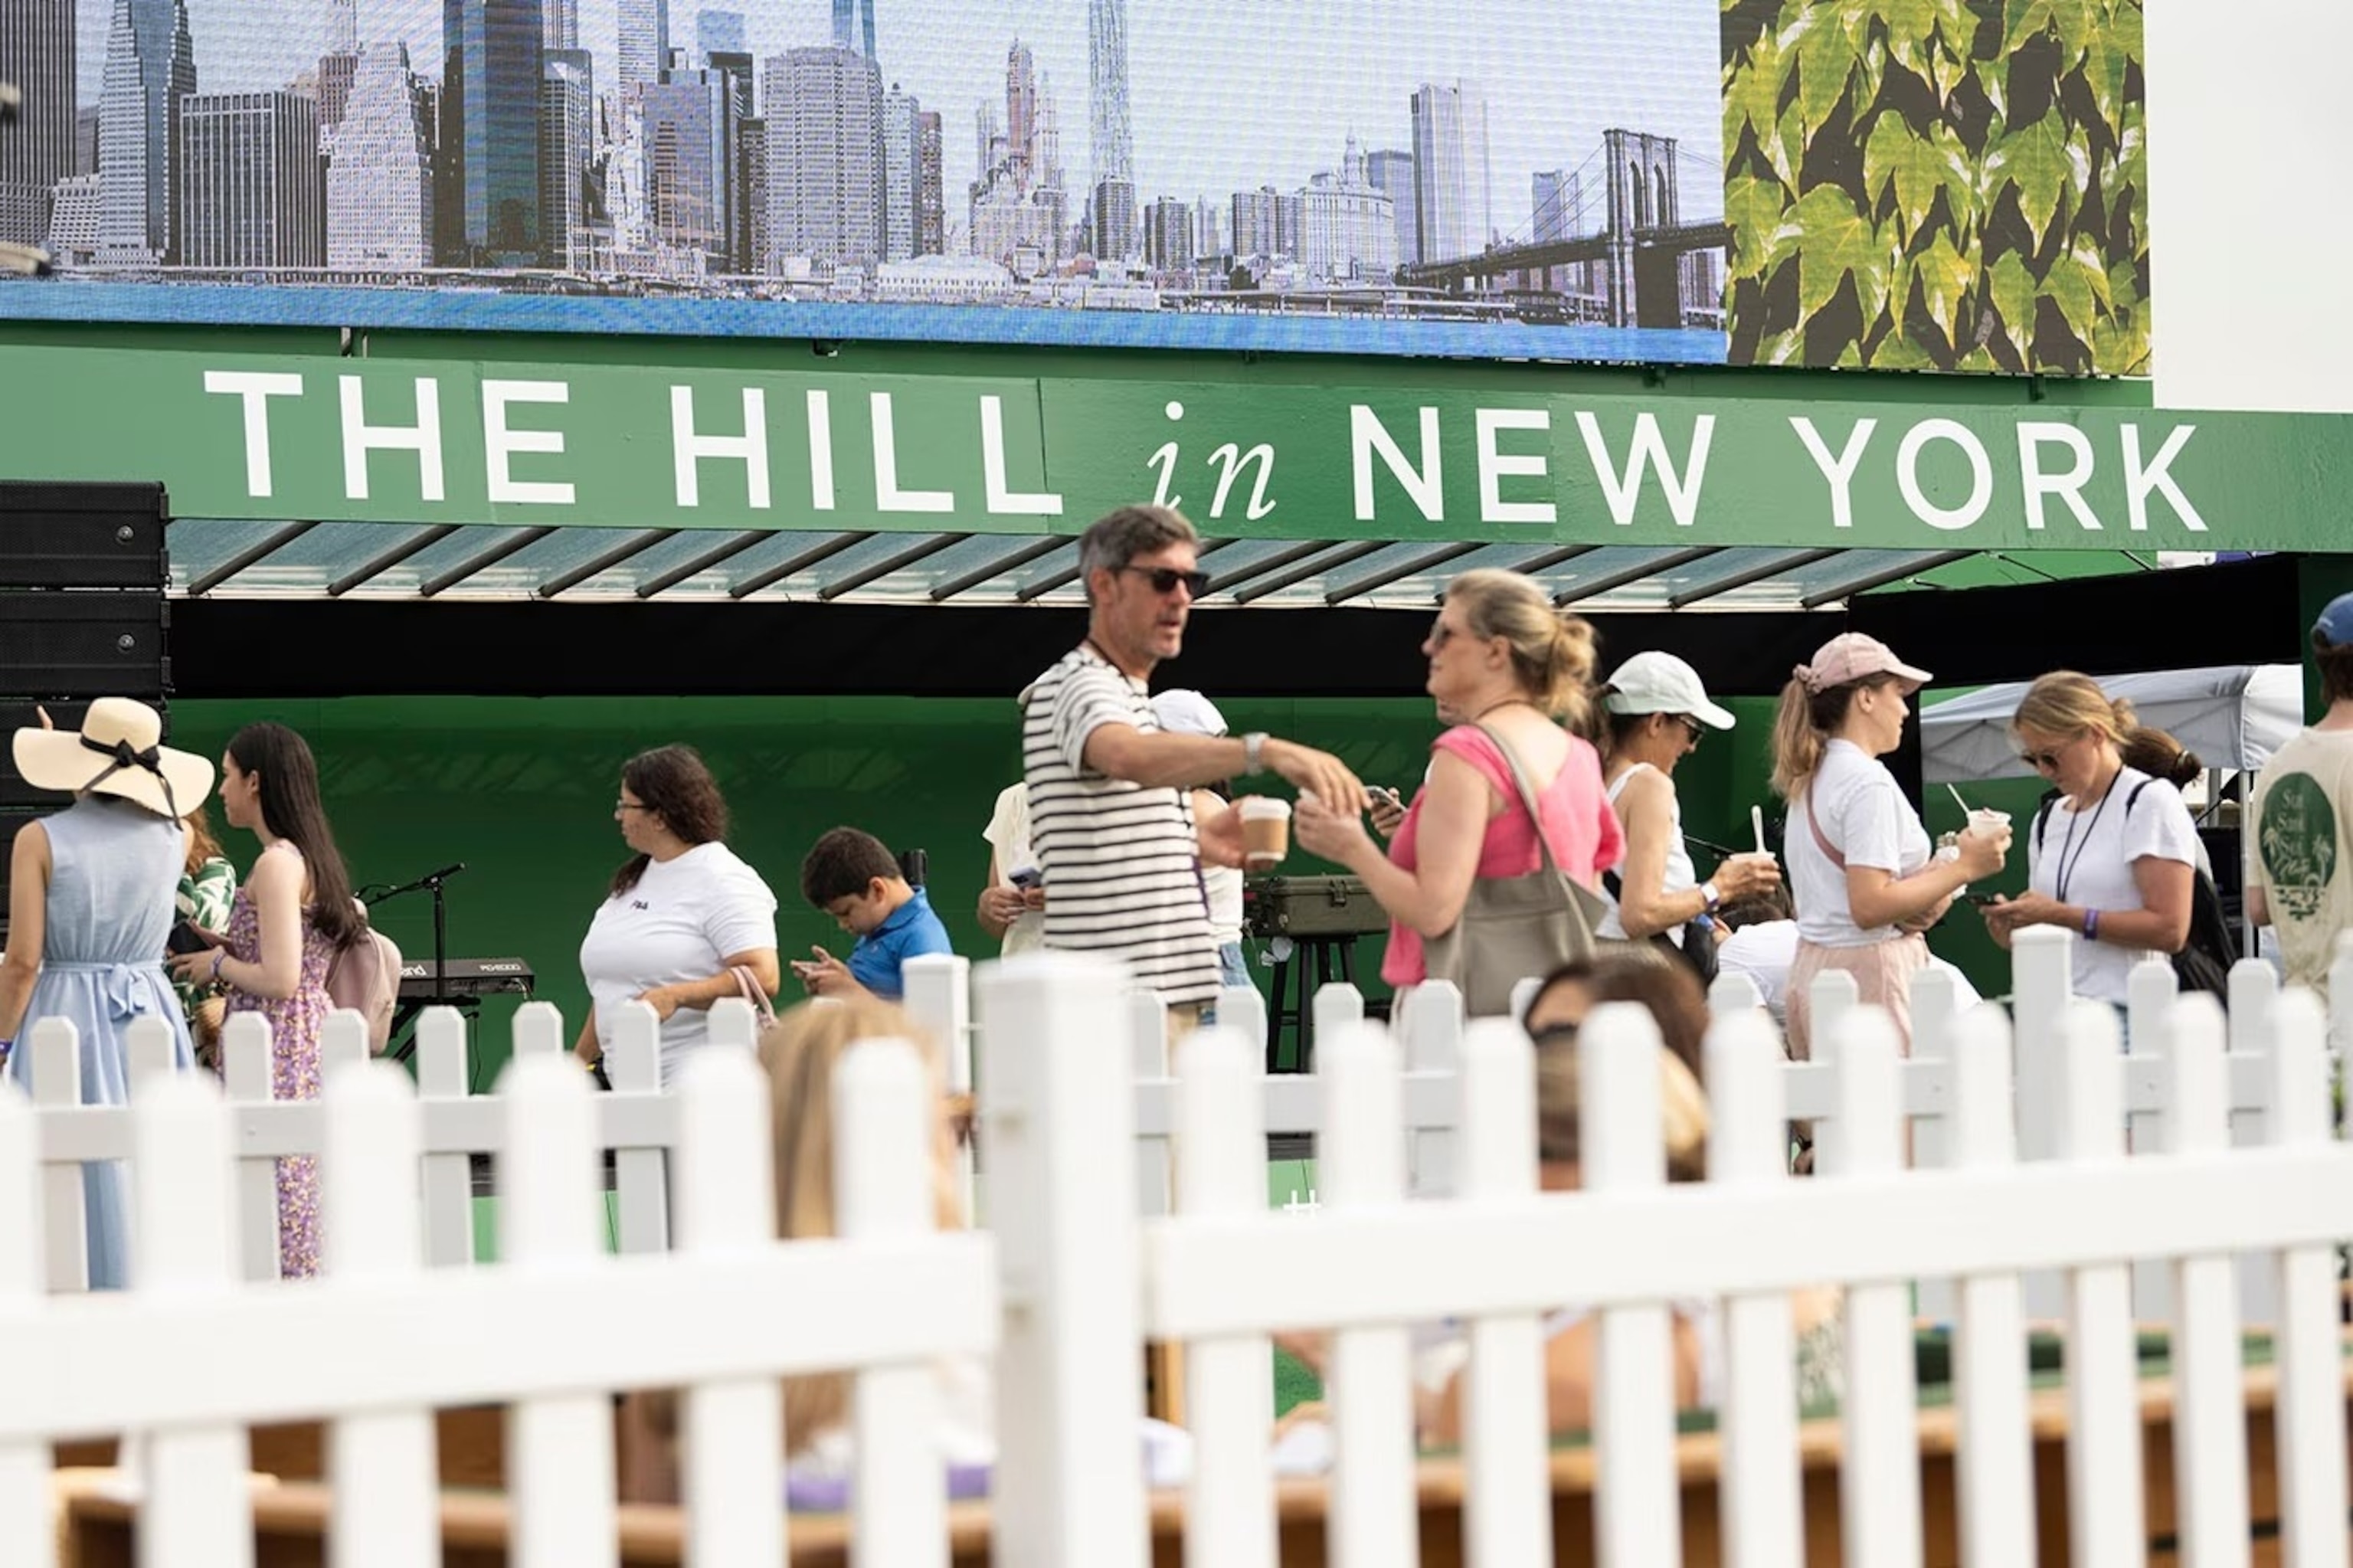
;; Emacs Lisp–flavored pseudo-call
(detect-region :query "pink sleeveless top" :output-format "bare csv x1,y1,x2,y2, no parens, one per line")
1381,725,1622,987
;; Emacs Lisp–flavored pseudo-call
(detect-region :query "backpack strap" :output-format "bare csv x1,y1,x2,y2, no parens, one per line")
2031,788,2062,850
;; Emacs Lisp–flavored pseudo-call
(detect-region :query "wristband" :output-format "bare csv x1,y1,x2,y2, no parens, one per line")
1700,880,1722,913
209,949,227,984
1242,732,1268,774
2083,908,2100,941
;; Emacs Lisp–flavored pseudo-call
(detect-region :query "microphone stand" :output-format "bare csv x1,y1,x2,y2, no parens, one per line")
362,863,466,998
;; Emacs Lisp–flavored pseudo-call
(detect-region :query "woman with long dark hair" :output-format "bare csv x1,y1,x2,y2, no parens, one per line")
574,745,780,1088
172,802,237,1070
167,721,360,1278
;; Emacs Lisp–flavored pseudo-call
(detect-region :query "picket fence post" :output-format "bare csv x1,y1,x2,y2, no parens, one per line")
2010,925,2075,1164
2261,987,2351,1568
1909,967,1959,1325
414,1005,475,1268
30,1018,88,1293
836,1038,952,1567
133,1072,251,1568
1317,1018,1418,1568
2163,993,2253,1568
1132,991,1173,1221
980,954,1147,1568
320,1060,436,1568
607,1000,669,1255
500,1053,616,1568
0,1079,50,1568
2054,1000,2143,1568
1707,1007,1802,1568
2225,961,2283,1327
1823,1003,1923,1568
673,1046,784,1568
1706,968,1762,1020
900,952,976,1216
2125,963,2178,1324
1457,1016,1549,1568
706,995,761,1054
1175,1023,1277,1568
1584,1002,1681,1568
1946,1003,2034,1568
221,1013,280,1282
1399,980,1463,1200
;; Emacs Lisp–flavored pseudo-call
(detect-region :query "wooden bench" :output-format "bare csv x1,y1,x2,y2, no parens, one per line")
64,1361,2344,1568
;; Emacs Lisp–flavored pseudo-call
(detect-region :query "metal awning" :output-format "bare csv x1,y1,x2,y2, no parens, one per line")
161,521,2159,610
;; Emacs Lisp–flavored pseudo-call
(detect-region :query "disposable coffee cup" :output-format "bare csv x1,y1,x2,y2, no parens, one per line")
1239,797,1293,869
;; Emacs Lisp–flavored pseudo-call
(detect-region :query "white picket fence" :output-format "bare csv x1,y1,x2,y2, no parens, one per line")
21,996,764,1291
2,948,2351,1568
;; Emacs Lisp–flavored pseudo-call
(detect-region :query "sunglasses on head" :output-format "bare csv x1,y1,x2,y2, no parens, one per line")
1121,565,1211,597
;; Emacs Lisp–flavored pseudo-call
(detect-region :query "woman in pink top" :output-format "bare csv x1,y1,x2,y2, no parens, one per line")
1298,568,1622,989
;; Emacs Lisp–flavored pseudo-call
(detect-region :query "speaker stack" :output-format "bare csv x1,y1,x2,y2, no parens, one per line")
0,483,172,946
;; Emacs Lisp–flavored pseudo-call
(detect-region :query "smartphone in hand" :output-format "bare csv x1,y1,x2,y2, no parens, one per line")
165,920,218,957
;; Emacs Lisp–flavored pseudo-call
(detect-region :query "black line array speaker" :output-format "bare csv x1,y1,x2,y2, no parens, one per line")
0,483,173,945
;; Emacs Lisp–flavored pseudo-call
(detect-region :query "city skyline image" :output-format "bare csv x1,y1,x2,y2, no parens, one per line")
17,0,1739,365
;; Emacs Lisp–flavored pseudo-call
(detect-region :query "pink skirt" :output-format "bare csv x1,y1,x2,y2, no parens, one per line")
1784,934,1930,1061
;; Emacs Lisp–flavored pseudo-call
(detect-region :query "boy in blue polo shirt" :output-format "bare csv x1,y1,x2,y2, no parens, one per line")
794,827,954,1002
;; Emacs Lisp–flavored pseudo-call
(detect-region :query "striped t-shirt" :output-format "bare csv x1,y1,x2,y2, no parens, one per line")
1020,646,1219,1007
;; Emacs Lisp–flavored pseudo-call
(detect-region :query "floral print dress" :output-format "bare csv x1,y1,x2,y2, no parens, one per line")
223,841,335,1278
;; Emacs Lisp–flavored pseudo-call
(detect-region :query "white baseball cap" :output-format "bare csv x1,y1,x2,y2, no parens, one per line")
1601,651,1736,731
1150,688,1229,737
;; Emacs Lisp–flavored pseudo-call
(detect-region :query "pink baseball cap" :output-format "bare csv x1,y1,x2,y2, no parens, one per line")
1795,633,1932,695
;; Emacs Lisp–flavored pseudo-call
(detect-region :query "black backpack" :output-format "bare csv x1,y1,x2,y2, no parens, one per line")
2031,778,2240,997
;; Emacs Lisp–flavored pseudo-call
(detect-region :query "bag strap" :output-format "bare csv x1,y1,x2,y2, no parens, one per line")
728,964,777,1028
1797,786,1845,870
1472,723,1566,879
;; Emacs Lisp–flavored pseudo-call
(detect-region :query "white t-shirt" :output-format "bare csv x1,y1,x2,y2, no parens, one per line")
982,781,1046,957
2026,768,2200,1004
578,841,778,1086
1788,740,1932,948
1596,761,1698,943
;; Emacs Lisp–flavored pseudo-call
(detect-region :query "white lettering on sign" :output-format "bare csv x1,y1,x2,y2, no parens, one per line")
671,385,771,509
1894,418,1992,532
1475,408,1556,525
1789,416,1877,529
2123,424,2207,532
807,389,836,510
483,379,574,506
1574,411,1714,528
1207,444,1276,520
203,369,304,499
339,375,445,502
2017,422,2101,531
980,394,1064,516
872,391,955,512
1351,404,1444,522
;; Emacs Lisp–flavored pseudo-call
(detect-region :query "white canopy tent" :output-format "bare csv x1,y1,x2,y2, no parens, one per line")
1920,664,2304,784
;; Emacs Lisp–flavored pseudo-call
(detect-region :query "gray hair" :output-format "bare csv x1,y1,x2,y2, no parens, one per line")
1078,504,1199,604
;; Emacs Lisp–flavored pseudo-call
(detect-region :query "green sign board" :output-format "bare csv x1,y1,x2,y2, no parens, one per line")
0,345,2333,551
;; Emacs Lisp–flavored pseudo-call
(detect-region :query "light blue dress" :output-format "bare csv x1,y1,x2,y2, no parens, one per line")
7,796,195,1288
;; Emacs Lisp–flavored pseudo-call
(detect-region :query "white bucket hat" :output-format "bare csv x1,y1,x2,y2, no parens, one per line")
1602,651,1737,731
12,698,214,820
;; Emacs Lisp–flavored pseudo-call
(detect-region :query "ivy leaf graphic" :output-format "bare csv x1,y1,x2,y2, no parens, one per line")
1863,111,1967,242
1726,172,1799,277
1988,250,2037,346
1998,112,2075,251
1913,232,1975,342
1796,8,1859,130
1790,183,1882,322
2002,0,2057,55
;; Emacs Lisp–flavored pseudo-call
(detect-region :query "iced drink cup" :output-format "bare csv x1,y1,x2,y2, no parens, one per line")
1239,797,1293,869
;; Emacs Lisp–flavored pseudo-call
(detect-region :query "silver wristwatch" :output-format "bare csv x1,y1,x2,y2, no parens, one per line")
1242,732,1268,774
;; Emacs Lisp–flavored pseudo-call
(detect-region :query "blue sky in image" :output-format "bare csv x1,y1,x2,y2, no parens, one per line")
74,0,1724,234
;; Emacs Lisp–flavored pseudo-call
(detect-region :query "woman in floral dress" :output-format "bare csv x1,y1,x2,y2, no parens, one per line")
170,722,361,1279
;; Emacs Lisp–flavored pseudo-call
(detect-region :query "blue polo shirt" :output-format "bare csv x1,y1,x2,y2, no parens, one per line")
848,887,954,1000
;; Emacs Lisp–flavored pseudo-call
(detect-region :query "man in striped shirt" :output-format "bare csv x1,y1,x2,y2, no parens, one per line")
1021,505,1366,1028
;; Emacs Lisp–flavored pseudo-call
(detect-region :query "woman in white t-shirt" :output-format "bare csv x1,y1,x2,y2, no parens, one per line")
573,745,780,1088
1982,673,2198,1006
1770,634,2008,1059
977,781,1047,956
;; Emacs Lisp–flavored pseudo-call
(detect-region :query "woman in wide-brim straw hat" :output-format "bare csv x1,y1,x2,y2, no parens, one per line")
0,698,213,1289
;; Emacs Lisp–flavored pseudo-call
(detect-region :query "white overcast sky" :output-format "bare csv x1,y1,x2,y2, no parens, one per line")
75,0,1723,232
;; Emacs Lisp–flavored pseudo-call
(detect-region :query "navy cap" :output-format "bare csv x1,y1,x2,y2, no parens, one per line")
2317,592,2353,647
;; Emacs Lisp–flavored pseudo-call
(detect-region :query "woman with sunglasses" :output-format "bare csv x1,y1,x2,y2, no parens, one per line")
1591,651,1779,977
1770,633,2007,1059
1296,569,1620,1009
1981,672,2198,1010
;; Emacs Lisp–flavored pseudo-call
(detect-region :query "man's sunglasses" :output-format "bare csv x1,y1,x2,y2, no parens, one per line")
1122,565,1212,597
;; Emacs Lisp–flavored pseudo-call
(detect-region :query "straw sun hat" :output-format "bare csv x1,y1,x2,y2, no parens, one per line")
11,698,214,820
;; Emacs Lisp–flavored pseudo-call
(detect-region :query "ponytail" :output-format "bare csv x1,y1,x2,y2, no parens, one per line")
1769,676,1822,800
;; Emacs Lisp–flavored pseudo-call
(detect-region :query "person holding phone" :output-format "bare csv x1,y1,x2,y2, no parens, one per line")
170,802,237,1070
977,781,1046,956
3,699,211,1288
